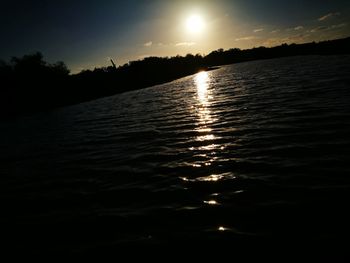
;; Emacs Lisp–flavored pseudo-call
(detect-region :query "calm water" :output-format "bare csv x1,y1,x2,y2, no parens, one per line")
1,55,350,254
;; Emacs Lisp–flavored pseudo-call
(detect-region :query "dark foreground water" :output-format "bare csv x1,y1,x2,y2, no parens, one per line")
1,55,350,256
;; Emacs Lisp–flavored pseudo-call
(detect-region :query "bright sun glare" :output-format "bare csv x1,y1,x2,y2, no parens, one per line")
186,15,205,33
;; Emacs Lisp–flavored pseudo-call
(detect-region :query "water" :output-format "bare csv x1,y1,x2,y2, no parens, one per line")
1,55,350,255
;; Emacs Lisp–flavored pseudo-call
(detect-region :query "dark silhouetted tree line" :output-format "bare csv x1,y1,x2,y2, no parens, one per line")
0,52,70,116
1,37,349,118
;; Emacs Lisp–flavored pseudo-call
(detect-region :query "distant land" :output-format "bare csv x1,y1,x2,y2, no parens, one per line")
1,37,349,119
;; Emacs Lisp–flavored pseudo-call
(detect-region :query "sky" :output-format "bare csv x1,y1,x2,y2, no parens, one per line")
1,0,349,73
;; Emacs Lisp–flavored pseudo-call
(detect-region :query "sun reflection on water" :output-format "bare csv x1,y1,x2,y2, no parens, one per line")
195,71,214,127
190,71,221,168
196,71,210,104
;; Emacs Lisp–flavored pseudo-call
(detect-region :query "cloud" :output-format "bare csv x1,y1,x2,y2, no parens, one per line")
175,42,196,46
283,34,310,43
265,38,303,47
143,42,197,47
310,23,347,33
262,38,282,47
263,34,310,47
235,36,258,41
144,41,153,47
294,26,304,31
318,12,340,21
270,29,280,34
138,54,151,59
253,28,264,33
329,23,347,29
310,26,328,33
286,26,304,32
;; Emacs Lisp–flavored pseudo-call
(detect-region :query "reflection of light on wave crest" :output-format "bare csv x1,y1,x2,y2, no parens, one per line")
195,71,213,130
195,71,210,104
190,71,222,167
180,172,236,182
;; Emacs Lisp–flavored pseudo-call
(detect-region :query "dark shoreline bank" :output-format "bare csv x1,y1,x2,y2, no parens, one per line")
1,37,349,119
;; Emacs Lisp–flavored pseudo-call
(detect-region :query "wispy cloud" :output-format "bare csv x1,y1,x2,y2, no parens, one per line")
283,34,310,43
294,26,304,31
144,41,153,47
253,28,264,33
175,42,196,46
262,37,282,47
138,54,151,59
286,26,304,32
143,42,197,47
270,29,280,34
235,36,258,41
310,23,347,33
310,26,328,33
263,34,310,46
318,12,340,21
329,23,347,29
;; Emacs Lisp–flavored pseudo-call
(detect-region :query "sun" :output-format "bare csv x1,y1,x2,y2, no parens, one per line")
186,15,205,34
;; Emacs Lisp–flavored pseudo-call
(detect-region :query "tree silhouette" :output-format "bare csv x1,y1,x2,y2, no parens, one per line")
0,37,349,118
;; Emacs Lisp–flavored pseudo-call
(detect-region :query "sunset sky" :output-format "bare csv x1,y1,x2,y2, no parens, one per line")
1,0,349,73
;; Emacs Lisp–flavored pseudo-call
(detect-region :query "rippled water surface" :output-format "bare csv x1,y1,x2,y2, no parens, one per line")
1,55,350,253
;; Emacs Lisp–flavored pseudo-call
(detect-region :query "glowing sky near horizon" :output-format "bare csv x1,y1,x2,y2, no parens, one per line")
0,0,349,73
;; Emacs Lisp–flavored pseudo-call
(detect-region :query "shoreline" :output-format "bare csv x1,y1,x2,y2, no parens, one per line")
1,37,349,119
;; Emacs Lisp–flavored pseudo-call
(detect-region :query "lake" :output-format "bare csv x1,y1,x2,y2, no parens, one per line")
1,55,350,256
